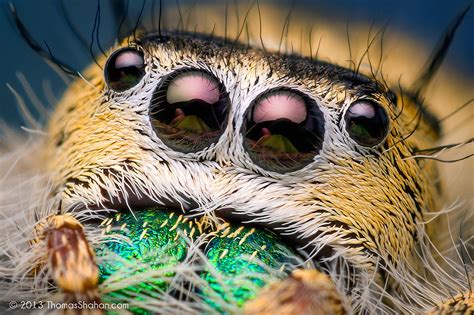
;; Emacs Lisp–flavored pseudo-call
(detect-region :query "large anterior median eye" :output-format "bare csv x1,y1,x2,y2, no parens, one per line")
105,48,145,92
344,100,389,147
243,89,325,173
150,70,229,152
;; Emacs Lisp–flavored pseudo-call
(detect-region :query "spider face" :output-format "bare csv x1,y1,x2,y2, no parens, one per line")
1,0,473,312
40,32,441,310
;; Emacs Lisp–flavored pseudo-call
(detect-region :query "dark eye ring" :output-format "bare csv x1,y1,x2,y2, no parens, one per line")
344,100,390,147
104,47,145,92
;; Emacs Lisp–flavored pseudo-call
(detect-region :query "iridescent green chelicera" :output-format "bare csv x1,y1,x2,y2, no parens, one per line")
95,209,301,313
97,209,201,311
200,225,300,312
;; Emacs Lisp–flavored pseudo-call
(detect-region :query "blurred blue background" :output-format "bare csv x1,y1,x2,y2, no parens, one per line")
0,0,473,128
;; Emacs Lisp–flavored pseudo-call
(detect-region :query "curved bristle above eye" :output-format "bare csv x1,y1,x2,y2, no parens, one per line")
411,5,471,102
7,2,84,77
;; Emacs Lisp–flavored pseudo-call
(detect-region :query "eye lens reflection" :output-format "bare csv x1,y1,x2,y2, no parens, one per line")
105,48,145,92
344,100,389,147
243,89,325,173
149,70,229,152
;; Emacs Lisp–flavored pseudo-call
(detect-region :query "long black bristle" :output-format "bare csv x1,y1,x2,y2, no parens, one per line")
89,1,102,68
113,0,131,42
158,0,163,39
412,5,471,101
132,0,146,43
7,2,79,77
95,0,107,57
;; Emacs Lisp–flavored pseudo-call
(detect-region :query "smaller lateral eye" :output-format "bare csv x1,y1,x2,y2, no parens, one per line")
344,100,389,147
105,48,145,92
243,89,325,173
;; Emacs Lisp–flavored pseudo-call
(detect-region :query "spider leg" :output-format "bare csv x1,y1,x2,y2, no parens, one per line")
426,292,474,314
33,214,100,304
243,269,346,315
